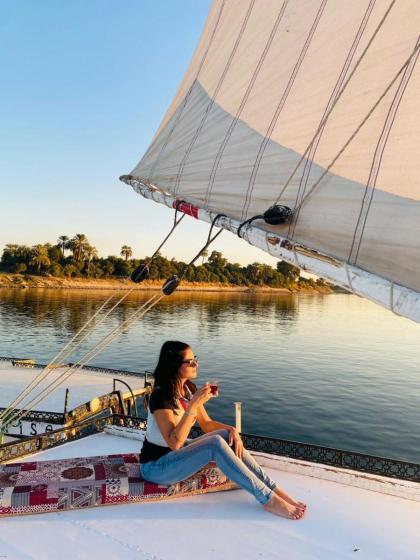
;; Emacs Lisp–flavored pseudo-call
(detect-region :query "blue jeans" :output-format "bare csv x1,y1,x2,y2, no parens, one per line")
140,429,276,505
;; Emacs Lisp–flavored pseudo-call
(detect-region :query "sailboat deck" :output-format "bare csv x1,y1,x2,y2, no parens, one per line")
0,361,146,412
2,433,419,560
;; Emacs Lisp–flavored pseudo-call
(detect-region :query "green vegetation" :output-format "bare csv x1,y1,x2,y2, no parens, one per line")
0,235,329,290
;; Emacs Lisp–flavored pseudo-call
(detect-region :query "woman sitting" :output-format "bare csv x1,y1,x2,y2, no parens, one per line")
140,340,306,520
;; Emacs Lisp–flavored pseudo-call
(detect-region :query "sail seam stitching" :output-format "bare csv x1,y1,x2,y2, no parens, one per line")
349,35,420,265
290,41,420,218
240,0,327,222
203,0,288,210
143,0,227,184
273,0,397,208
173,0,256,197
287,0,376,240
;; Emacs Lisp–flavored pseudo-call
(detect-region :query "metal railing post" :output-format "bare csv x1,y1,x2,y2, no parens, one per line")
113,378,138,417
234,402,242,433
63,388,70,415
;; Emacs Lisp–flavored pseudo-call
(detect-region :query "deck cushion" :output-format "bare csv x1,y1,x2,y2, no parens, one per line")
0,453,237,516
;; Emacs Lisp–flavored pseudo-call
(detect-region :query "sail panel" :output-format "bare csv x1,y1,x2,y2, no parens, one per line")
125,0,420,308
149,0,225,143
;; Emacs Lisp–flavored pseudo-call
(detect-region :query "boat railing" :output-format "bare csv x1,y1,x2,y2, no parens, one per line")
1,411,418,483
113,415,419,482
0,407,65,425
0,387,151,440
0,413,116,463
0,356,154,381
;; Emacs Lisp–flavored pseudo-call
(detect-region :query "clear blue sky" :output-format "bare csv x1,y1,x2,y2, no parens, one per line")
0,0,279,267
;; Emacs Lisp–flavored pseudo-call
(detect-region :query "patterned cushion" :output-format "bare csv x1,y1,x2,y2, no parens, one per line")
0,454,237,517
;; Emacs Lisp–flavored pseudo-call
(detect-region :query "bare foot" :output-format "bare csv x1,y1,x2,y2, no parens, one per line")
274,487,307,511
263,494,306,520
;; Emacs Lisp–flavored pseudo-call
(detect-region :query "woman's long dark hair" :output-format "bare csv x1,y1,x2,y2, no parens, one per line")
144,341,196,411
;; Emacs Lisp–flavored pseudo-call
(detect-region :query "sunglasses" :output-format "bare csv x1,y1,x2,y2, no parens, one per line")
181,356,199,367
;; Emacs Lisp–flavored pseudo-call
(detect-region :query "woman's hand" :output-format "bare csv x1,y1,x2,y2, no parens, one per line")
187,384,213,413
226,426,244,459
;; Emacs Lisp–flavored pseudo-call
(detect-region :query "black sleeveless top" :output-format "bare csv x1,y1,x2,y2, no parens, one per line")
140,388,191,464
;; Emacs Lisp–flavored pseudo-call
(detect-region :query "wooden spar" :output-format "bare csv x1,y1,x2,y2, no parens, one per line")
120,176,420,324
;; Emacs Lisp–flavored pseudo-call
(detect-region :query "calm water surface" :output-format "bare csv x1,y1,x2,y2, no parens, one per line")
0,288,419,462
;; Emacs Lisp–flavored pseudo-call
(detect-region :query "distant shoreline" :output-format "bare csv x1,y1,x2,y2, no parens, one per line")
0,273,335,294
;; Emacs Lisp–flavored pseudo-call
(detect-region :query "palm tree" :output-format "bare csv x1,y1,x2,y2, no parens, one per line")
69,234,90,262
120,245,133,261
85,244,98,265
57,235,69,256
200,249,209,265
30,245,50,273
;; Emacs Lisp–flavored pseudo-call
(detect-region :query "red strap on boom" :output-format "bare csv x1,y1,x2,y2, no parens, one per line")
173,201,199,219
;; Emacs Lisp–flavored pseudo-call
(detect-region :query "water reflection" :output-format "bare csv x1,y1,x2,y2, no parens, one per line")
1,288,419,463
0,289,298,338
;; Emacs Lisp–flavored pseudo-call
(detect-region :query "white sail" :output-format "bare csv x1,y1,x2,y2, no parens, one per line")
122,0,420,322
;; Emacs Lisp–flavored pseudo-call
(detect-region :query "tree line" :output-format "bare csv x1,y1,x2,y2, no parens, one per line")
0,234,327,289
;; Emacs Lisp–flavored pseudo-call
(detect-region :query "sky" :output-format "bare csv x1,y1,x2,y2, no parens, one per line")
0,0,281,267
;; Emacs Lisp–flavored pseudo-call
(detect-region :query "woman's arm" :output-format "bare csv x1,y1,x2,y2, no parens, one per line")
196,404,244,458
154,385,213,450
196,404,231,433
154,408,197,451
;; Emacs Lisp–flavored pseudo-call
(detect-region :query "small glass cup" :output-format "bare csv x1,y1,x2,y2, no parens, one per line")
207,379,219,397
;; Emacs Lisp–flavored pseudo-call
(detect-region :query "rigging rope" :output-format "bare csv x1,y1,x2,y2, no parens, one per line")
0,293,120,426
130,205,185,282
3,294,164,430
291,43,420,215
179,214,225,276
273,0,397,206
156,214,225,295
0,209,186,430
0,213,224,431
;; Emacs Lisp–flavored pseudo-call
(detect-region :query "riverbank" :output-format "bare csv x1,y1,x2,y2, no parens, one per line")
0,272,334,293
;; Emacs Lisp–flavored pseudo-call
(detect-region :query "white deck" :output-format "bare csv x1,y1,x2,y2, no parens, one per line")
0,361,145,412
2,433,420,560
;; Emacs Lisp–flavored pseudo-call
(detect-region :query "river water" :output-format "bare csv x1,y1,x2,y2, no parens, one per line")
0,288,419,462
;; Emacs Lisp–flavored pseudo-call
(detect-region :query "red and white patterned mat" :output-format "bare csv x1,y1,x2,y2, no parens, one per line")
0,453,236,517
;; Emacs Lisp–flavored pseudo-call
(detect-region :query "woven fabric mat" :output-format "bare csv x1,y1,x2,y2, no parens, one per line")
0,453,236,517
